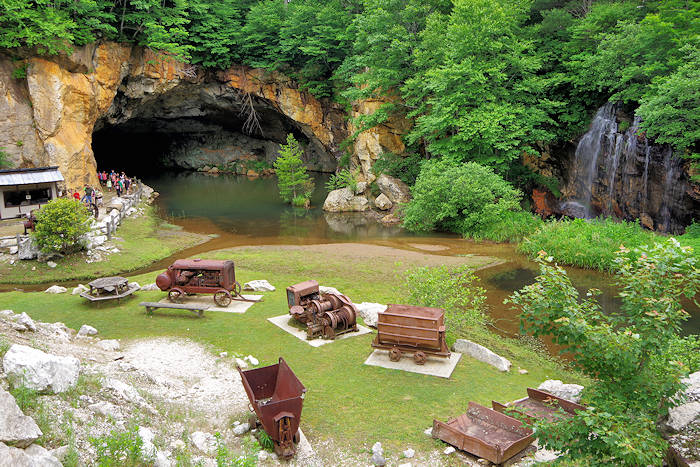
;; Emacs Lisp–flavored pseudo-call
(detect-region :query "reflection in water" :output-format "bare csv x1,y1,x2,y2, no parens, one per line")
142,171,698,337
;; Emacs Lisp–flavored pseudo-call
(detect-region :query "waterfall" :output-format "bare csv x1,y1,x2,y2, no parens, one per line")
560,103,694,233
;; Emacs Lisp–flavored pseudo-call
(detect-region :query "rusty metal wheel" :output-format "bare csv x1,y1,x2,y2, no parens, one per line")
293,430,300,444
233,281,242,297
414,351,427,365
389,347,402,362
323,325,336,340
214,290,232,307
168,288,183,303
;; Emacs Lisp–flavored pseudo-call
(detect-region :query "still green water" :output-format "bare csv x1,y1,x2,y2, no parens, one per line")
143,171,699,336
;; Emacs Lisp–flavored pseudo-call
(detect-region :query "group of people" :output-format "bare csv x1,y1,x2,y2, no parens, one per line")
98,170,133,197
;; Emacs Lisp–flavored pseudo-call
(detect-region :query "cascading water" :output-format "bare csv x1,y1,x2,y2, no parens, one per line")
560,102,696,233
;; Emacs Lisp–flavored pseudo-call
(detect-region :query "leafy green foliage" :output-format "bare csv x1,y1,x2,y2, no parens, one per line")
0,147,11,168
33,198,91,255
325,169,358,192
371,151,423,186
508,239,699,465
402,264,486,342
403,159,526,240
89,424,151,467
9,382,39,412
274,134,313,206
519,218,658,271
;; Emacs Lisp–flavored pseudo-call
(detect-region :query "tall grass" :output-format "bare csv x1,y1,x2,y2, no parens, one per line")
519,218,658,271
473,210,543,243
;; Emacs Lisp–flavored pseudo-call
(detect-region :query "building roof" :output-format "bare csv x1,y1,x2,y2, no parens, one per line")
0,166,64,187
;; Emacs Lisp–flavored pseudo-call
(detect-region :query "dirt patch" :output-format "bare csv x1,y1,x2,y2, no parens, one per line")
230,243,501,269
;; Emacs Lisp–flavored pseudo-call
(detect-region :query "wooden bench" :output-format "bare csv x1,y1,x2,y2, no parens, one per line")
139,302,209,318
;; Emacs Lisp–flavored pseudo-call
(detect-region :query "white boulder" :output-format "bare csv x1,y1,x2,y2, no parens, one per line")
0,442,62,466
666,402,700,432
355,302,387,328
403,448,415,458
538,380,584,403
71,284,89,295
77,325,98,337
376,174,411,204
12,313,36,332
323,187,370,212
2,344,80,394
46,261,57,268
190,431,217,455
243,280,275,292
453,339,511,372
443,446,455,455
97,339,120,351
140,283,159,291
0,388,42,448
244,355,259,366
103,378,146,406
128,282,141,291
232,422,250,436
319,285,341,295
88,401,122,420
374,193,393,211
44,285,67,294
235,358,248,369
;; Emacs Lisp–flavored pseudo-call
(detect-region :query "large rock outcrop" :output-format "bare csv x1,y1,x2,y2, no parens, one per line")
3,344,80,394
0,388,42,448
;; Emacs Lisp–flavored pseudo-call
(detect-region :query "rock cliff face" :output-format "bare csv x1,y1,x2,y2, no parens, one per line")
560,103,699,233
0,44,397,188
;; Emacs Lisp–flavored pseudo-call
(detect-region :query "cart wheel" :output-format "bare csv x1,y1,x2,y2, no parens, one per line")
248,414,259,429
214,290,232,307
323,325,336,340
233,281,242,297
168,288,183,303
414,351,427,365
389,347,402,362
293,430,300,444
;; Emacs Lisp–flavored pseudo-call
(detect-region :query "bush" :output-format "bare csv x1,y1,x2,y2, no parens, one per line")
372,151,423,186
473,210,543,243
508,239,699,465
518,218,658,271
402,265,486,343
402,159,525,240
33,199,91,255
274,134,314,206
325,169,358,192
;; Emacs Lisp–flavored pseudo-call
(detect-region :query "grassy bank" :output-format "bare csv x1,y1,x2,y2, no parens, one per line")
1,245,584,457
0,205,208,285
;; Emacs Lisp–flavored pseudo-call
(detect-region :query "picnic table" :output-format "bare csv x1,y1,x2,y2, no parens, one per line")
80,276,138,302
140,301,209,318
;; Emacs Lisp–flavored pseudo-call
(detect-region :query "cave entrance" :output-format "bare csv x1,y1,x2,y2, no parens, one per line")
91,88,337,178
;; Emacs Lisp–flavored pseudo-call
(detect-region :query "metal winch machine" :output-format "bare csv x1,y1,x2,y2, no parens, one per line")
286,280,358,340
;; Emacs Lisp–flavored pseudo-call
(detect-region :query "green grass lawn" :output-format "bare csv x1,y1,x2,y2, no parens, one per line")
1,246,584,458
0,206,207,285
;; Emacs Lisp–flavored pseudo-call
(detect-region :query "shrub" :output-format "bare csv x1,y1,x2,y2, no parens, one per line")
89,424,151,467
325,169,358,192
518,218,658,271
472,210,543,243
402,159,525,239
33,198,91,255
507,239,699,465
372,151,423,185
274,134,314,206
402,265,486,343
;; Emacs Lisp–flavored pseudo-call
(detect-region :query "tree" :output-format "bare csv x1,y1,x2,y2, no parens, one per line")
507,239,700,465
402,159,524,238
274,134,313,207
33,198,91,255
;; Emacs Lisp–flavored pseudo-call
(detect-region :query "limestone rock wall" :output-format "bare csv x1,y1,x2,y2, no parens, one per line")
1,44,402,190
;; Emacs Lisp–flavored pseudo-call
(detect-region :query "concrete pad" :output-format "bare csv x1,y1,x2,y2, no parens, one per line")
267,315,372,347
157,295,262,314
364,350,462,378
290,429,322,467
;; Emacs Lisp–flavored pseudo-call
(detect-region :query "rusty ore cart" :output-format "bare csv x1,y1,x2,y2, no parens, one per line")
156,259,259,307
238,358,306,459
286,280,358,340
433,402,534,464
371,304,450,365
492,387,586,423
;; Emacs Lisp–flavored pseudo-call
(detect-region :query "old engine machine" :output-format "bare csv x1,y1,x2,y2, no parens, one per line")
286,280,358,340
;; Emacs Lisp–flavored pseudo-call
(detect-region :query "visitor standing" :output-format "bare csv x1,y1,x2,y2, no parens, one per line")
115,178,122,197
106,175,112,191
82,184,94,205
72,190,80,201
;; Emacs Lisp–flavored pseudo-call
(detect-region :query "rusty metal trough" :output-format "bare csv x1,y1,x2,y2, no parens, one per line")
286,280,358,340
432,402,534,464
492,388,586,423
372,304,450,365
238,358,306,459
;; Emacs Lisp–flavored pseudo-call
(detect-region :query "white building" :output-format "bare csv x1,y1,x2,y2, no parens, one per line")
0,166,64,219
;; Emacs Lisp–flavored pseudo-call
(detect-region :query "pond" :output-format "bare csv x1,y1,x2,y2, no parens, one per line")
142,171,700,337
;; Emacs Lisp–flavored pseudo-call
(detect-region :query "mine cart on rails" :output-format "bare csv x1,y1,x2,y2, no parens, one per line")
286,280,358,340
372,304,450,365
156,259,260,307
238,358,306,459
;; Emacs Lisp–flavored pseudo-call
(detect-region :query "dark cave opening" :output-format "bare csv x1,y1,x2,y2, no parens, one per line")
92,108,337,178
